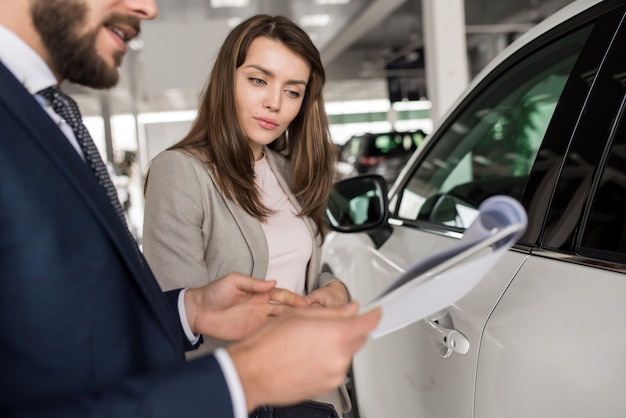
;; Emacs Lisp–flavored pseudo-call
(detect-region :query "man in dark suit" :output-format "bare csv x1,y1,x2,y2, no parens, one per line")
0,1,381,417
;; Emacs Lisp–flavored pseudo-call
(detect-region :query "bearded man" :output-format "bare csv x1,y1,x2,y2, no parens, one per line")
0,1,380,417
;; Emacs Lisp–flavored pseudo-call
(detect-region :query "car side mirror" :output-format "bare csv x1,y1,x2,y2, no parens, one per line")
326,175,388,232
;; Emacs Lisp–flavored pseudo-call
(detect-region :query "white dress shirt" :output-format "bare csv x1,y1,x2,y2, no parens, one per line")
0,23,247,418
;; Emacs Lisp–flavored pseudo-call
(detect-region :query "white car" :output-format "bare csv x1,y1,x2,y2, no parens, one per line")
321,1,626,417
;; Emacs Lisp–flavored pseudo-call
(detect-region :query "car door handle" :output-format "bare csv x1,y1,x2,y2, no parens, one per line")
425,318,470,358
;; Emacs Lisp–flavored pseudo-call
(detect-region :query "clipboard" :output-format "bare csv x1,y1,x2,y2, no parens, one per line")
360,195,527,338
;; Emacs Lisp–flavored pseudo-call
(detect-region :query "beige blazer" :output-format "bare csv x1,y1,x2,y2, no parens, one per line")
143,148,343,351
143,148,351,414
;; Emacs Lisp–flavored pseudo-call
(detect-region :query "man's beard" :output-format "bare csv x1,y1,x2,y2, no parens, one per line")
30,0,124,89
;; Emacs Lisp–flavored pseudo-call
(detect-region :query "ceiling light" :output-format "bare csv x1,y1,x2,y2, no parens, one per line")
299,14,331,27
210,0,249,8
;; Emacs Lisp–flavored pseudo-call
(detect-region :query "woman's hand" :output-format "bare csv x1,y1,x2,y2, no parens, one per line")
304,281,349,308
184,272,307,341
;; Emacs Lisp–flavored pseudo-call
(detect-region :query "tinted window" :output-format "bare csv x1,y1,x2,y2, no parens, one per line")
395,25,591,229
540,7,626,254
580,105,626,257
341,136,361,161
369,134,394,155
362,133,417,156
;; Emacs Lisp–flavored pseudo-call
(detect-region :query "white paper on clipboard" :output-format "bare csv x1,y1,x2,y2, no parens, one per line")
361,195,528,339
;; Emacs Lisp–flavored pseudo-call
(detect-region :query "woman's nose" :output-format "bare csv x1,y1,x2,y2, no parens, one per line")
264,91,280,111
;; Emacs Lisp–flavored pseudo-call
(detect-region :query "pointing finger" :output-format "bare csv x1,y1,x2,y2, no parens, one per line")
269,288,307,307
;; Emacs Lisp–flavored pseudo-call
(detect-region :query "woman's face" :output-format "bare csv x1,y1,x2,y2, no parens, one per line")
235,36,311,160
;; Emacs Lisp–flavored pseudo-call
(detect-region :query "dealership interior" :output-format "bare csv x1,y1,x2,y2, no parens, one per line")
67,0,576,242
10,1,626,416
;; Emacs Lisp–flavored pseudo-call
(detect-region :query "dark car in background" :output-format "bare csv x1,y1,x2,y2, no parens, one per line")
336,130,426,184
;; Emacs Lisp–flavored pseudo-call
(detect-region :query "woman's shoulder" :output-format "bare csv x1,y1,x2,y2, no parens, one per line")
151,148,212,173
152,148,200,165
148,148,215,185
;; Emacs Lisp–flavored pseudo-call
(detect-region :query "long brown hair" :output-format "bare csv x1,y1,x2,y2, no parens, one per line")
159,14,336,238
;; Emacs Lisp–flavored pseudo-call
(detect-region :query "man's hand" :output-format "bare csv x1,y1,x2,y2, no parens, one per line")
227,302,382,412
184,272,307,341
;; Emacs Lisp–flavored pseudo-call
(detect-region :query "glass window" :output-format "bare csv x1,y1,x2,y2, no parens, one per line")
373,134,394,154
395,26,591,229
580,108,626,256
340,136,361,162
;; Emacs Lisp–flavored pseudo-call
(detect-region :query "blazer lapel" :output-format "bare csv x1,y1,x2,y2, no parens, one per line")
0,63,181,349
196,154,269,278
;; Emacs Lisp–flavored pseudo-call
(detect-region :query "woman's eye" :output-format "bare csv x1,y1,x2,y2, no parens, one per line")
286,90,301,98
249,77,266,86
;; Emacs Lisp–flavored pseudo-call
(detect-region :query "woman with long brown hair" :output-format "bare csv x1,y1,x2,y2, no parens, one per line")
143,14,351,417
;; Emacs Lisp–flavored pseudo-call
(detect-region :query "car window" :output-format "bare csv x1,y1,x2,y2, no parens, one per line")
395,25,591,229
579,105,626,258
371,134,394,155
341,136,361,161
411,130,426,148
365,133,412,156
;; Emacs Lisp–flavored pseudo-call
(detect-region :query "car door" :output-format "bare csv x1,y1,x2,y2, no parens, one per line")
322,3,620,417
475,5,626,416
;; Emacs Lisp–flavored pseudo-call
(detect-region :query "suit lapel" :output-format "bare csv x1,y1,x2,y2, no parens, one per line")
0,63,181,349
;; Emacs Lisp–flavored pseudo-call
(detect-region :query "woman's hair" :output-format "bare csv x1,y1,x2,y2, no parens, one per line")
165,14,336,238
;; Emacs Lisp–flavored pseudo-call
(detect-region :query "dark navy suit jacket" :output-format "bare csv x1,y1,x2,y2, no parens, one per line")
0,62,234,417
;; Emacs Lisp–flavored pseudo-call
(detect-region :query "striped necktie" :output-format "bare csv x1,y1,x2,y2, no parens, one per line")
38,87,140,250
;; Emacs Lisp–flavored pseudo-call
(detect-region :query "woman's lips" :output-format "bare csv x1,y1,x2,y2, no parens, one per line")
255,117,279,130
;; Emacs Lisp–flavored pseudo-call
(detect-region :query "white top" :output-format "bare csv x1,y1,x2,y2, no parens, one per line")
0,23,247,418
255,156,312,295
